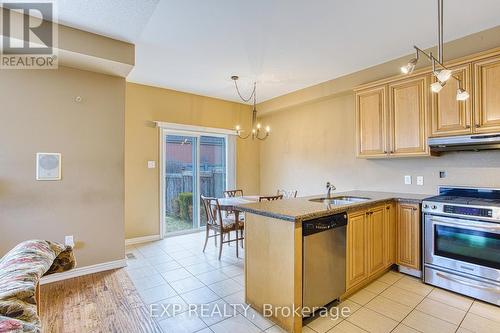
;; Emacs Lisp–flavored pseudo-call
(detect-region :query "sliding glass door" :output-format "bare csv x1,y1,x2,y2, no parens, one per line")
162,130,232,237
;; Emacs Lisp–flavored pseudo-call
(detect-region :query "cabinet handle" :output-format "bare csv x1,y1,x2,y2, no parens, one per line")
390,151,394,154
412,207,418,211
384,151,388,154
386,206,390,210
465,125,471,129
475,124,481,128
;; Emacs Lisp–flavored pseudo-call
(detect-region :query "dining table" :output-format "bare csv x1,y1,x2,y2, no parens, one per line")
217,195,260,222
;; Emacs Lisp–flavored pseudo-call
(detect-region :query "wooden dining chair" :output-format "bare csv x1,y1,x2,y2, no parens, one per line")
259,194,284,202
223,189,244,221
201,195,244,259
223,189,243,197
277,189,298,199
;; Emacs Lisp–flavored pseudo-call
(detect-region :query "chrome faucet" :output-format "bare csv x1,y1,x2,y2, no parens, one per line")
326,182,336,198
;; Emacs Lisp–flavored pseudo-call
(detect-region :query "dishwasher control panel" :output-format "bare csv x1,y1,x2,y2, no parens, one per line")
302,213,347,236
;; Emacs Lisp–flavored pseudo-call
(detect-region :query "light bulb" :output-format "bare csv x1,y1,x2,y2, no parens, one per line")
257,123,261,129
431,81,445,93
252,129,256,134
235,125,241,131
436,69,452,82
456,88,470,101
265,126,270,133
401,58,417,75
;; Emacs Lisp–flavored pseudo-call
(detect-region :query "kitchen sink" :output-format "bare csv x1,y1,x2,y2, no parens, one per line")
309,196,371,205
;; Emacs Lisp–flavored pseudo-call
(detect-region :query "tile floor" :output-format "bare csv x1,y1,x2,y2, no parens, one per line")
125,232,500,333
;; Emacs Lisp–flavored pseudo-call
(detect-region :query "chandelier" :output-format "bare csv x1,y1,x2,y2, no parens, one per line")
231,75,270,140
400,0,469,101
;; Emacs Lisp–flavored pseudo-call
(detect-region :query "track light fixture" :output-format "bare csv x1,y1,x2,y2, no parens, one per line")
400,0,469,101
401,57,418,75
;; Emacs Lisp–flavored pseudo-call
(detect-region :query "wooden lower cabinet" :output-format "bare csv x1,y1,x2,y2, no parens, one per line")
396,203,421,270
367,206,386,275
347,203,394,290
346,210,368,290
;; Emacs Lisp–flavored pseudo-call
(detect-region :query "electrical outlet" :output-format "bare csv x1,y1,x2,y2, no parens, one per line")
404,175,412,185
439,171,447,179
417,176,424,186
65,235,74,248
147,160,156,169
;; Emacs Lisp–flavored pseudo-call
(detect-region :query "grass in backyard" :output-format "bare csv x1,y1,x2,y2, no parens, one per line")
165,215,193,233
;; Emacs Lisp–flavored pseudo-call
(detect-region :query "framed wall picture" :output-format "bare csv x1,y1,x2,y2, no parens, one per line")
36,153,62,180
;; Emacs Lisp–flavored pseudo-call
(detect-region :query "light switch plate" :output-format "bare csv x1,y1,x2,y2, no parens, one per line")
65,235,74,247
417,176,424,186
404,175,412,185
147,160,156,169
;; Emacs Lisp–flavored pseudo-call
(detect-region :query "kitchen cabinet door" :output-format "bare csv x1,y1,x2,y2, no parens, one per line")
347,210,368,290
388,76,429,156
367,206,386,276
431,64,473,137
384,203,396,268
396,203,421,270
474,56,500,133
356,86,388,158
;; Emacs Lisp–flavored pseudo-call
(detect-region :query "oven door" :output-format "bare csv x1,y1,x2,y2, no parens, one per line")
424,214,500,282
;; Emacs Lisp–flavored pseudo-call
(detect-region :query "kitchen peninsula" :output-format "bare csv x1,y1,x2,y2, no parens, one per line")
237,190,430,333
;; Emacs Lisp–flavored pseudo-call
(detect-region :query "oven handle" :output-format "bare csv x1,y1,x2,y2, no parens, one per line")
430,217,500,232
436,272,500,294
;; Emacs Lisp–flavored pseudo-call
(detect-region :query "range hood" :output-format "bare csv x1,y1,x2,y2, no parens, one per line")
429,133,500,153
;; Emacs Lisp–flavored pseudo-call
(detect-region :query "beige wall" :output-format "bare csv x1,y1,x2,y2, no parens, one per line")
259,26,500,197
125,83,259,239
259,93,500,197
0,66,125,267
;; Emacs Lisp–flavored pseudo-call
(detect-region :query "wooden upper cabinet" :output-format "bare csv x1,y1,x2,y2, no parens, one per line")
388,76,429,156
356,86,387,157
474,55,500,133
431,64,473,137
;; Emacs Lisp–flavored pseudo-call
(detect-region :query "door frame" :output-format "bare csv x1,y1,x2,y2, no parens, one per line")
158,122,237,239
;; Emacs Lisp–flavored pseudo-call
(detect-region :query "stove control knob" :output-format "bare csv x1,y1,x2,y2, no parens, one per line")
423,204,429,209
432,205,437,210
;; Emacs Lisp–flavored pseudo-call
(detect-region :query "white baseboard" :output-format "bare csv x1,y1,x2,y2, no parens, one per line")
125,234,161,246
40,258,127,285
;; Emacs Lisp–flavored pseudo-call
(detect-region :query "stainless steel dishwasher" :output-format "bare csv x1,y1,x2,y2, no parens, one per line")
303,213,347,311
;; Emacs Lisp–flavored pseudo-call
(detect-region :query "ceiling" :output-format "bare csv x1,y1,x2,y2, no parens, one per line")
57,0,500,103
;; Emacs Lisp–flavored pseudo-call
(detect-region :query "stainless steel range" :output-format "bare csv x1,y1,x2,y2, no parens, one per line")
422,186,500,305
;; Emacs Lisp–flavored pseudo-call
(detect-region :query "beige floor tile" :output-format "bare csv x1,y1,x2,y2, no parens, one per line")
365,295,412,321
327,320,368,332
138,284,176,304
152,295,189,321
416,298,466,325
469,300,500,323
209,279,243,298
210,314,261,333
157,311,207,333
426,287,473,311
198,300,235,326
456,328,474,333
170,276,205,294
348,289,377,306
346,307,398,333
393,276,433,296
380,285,425,308
391,324,419,333
162,267,193,283
241,306,275,331
377,271,404,285
335,300,361,319
302,327,317,333
460,312,500,333
130,273,168,291
266,325,287,333
402,310,457,333
363,280,391,294
306,313,343,333
180,286,220,305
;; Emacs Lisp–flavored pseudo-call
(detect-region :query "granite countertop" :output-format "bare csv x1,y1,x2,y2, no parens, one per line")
236,190,432,222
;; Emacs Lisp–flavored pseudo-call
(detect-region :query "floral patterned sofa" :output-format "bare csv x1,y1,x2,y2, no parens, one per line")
0,240,75,333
